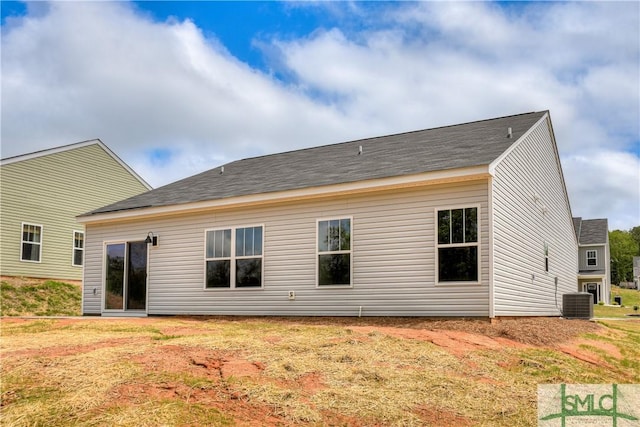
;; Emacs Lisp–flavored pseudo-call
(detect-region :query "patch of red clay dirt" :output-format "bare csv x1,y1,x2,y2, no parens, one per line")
131,345,268,381
555,337,623,367
120,345,294,426
157,326,215,336
110,381,287,427
220,359,264,379
351,326,531,356
413,404,474,426
298,372,325,393
5,337,149,358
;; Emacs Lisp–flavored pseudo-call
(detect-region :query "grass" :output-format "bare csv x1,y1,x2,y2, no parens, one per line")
0,278,82,316
1,278,639,425
1,316,639,426
594,285,640,318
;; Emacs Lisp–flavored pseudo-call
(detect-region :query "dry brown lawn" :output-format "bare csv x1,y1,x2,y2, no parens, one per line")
1,316,638,426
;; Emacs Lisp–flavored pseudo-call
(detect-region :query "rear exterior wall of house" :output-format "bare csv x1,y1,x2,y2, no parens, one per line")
83,180,492,316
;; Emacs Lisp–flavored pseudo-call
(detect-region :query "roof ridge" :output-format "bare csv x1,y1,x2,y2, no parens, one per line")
226,111,544,165
81,110,548,217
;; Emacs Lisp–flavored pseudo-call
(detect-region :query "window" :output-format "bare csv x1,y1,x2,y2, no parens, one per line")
205,226,263,288
20,223,42,262
235,226,263,287
436,208,478,282
317,218,351,286
586,250,597,267
73,231,84,266
544,243,549,272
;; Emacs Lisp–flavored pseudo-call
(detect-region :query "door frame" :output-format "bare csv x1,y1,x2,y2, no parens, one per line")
583,282,600,305
101,240,149,315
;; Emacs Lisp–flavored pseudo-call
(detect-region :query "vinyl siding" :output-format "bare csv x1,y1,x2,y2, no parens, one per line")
0,143,149,280
578,246,606,271
83,180,490,316
491,116,578,316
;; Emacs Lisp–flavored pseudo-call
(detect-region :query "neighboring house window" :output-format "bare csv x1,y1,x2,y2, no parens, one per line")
73,231,84,267
317,218,352,286
205,226,263,288
586,250,597,267
437,208,478,282
20,223,42,262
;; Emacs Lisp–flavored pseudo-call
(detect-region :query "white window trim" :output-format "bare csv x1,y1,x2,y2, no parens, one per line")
72,230,84,267
586,250,597,267
203,224,265,290
434,205,481,285
20,222,43,263
316,216,353,288
544,242,550,274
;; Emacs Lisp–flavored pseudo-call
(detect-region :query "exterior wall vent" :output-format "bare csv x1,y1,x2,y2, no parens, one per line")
562,293,594,319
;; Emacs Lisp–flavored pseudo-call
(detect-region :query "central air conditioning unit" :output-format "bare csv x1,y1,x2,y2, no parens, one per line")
562,293,594,319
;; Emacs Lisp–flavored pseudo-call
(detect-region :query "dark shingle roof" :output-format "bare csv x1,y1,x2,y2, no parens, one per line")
573,218,608,245
85,111,547,216
572,217,582,241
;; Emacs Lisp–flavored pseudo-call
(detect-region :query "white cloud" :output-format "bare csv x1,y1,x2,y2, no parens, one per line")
1,2,361,185
563,151,640,231
1,1,638,229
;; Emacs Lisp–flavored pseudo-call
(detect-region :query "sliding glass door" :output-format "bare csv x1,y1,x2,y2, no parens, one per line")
104,242,147,311
126,242,147,310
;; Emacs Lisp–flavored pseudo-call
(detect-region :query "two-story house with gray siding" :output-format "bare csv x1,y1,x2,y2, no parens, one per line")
573,217,611,304
78,111,578,318
0,140,151,281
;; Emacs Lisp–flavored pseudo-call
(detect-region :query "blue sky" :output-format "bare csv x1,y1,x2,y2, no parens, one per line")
1,1,639,229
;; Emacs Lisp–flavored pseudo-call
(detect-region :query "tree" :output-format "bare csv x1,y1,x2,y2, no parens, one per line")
630,226,640,255
609,229,637,284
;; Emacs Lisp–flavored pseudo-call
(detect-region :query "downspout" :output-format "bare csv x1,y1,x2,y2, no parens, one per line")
488,176,495,319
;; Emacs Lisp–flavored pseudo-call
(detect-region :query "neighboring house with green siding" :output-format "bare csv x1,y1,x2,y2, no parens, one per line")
1,140,151,280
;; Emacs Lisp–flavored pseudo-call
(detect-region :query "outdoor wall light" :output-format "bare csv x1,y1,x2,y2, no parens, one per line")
145,232,158,246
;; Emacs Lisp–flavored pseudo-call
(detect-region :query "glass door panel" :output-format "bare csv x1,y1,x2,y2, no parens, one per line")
105,243,125,309
126,241,147,310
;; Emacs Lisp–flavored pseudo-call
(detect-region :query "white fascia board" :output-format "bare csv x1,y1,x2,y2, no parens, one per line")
489,111,578,248
1,139,101,165
488,112,549,175
78,165,491,224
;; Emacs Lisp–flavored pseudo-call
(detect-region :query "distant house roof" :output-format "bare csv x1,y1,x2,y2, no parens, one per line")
573,217,608,245
1,139,152,190
83,111,548,217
